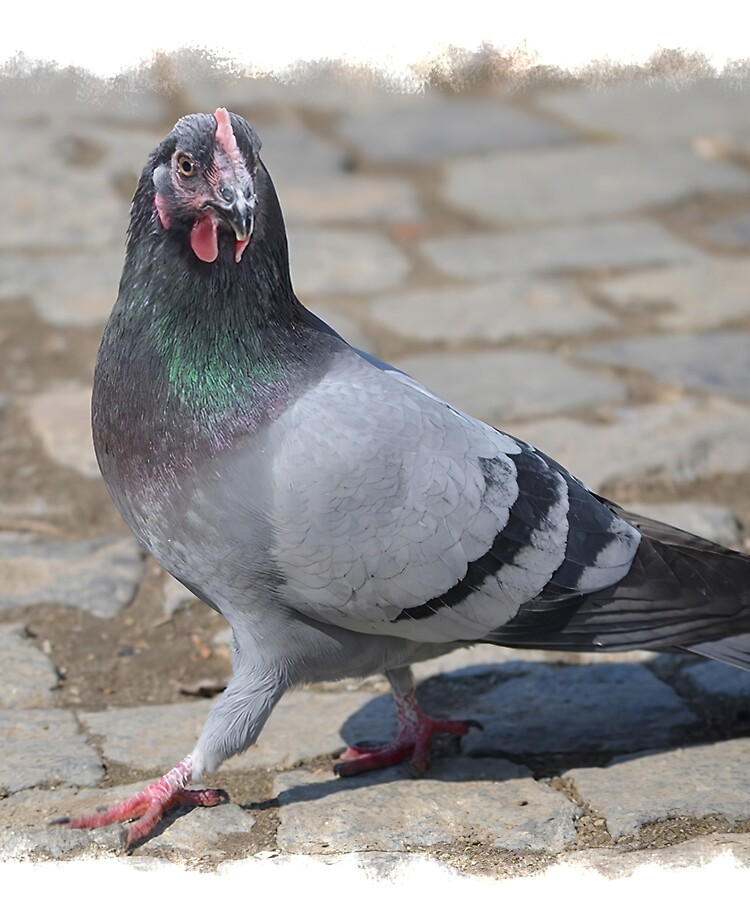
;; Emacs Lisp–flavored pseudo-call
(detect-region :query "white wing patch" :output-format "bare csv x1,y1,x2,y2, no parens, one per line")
576,515,640,592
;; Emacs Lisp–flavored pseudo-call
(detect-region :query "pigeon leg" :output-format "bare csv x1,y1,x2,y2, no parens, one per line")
334,666,481,777
53,755,226,847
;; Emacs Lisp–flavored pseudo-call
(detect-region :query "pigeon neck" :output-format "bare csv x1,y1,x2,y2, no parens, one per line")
116,221,306,416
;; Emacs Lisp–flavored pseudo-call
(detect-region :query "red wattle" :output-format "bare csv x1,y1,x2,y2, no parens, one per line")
235,238,250,263
190,213,219,263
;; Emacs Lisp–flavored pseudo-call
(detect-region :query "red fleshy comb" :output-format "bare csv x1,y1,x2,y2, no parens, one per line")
214,107,243,166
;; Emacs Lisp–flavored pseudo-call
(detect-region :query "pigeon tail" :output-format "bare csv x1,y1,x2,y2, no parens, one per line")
488,504,750,656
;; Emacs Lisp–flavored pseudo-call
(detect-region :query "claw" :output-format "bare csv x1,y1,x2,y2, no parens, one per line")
52,755,227,847
335,715,480,777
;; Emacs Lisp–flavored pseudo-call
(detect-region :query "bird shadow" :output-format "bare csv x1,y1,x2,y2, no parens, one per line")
245,654,750,811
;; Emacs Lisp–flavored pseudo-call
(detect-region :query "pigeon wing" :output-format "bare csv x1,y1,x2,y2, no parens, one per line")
268,350,640,644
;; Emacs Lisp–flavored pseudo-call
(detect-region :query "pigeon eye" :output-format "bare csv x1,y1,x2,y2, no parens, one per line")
176,155,197,178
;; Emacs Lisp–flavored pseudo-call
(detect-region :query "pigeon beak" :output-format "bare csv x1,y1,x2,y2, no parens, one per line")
212,186,256,263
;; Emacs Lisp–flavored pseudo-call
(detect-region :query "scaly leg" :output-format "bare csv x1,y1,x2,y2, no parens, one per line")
335,666,481,777
52,755,226,847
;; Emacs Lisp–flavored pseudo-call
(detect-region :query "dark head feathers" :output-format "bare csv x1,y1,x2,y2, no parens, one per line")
150,111,262,173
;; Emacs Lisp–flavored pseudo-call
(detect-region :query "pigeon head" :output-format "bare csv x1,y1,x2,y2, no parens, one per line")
147,108,262,265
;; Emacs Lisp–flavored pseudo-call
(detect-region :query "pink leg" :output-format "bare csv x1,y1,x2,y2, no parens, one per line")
52,755,226,847
334,667,481,777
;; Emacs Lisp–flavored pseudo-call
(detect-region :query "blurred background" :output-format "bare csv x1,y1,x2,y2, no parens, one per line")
4,58,750,505
4,55,750,693
3,50,750,866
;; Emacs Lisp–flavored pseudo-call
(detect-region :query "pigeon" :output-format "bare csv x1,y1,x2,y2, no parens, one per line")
62,108,750,846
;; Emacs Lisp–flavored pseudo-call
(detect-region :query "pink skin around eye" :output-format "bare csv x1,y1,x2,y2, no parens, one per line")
154,193,171,229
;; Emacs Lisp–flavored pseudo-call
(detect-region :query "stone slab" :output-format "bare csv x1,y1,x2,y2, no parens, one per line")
258,123,348,185
78,688,392,773
141,803,256,855
443,144,750,225
0,536,144,619
460,663,697,757
536,81,750,143
181,67,428,116
568,739,750,840
582,332,750,401
563,833,750,877
421,221,698,280
0,67,169,125
0,623,58,709
593,258,750,331
512,397,750,492
338,98,575,161
288,229,410,295
682,661,750,704
25,386,98,479
626,502,742,548
0,709,103,795
396,350,626,424
370,278,616,345
280,175,422,224
308,304,375,353
0,126,129,250
0,250,122,327
700,213,750,248
275,758,580,854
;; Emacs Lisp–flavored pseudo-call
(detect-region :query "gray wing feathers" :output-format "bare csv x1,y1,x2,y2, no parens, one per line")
269,351,640,642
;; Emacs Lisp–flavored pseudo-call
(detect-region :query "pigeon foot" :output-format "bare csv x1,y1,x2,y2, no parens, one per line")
53,755,227,846
334,715,482,777
334,666,481,777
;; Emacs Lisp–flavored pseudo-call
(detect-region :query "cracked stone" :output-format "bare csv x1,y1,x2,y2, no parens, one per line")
535,81,750,143
443,144,750,225
0,535,144,618
0,709,103,795
281,174,422,224
396,350,626,424
78,688,393,773
0,250,122,327
369,278,616,345
567,739,750,840
0,623,58,708
460,662,697,757
421,221,698,280
338,98,575,161
626,502,742,548
141,802,256,854
25,386,98,479
288,229,410,295
592,258,750,331
275,758,580,854
513,397,750,492
582,332,750,402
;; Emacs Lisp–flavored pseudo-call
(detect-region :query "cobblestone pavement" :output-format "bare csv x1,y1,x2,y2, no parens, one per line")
3,62,750,883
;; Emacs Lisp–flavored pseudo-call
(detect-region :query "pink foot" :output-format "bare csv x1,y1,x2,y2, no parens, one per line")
335,715,482,777
52,756,227,847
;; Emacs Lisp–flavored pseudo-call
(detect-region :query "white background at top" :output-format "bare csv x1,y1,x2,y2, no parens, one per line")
1,1,746,79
